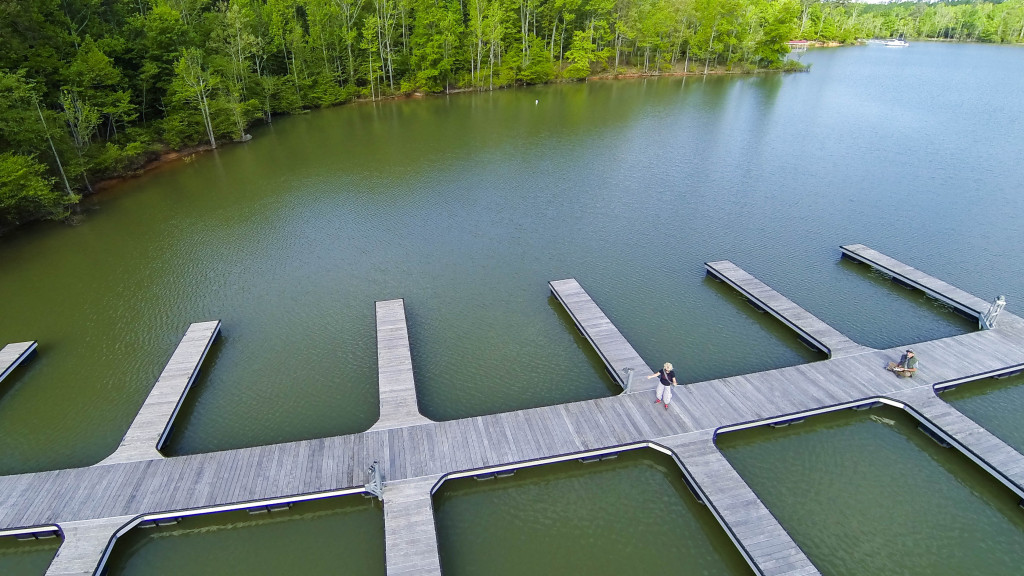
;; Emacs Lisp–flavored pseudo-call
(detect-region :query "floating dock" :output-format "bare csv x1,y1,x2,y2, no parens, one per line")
3,245,1024,576
44,516,134,576
98,321,221,466
706,260,870,358
894,386,1024,498
383,475,444,576
0,341,37,384
550,279,654,392
664,431,817,576
370,299,433,431
840,244,992,321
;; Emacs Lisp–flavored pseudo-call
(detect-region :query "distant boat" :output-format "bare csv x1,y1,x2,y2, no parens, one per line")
884,35,909,47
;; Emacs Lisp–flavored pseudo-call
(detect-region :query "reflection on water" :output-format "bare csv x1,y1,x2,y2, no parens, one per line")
105,496,385,576
0,535,59,576
942,374,1024,454
718,407,1024,576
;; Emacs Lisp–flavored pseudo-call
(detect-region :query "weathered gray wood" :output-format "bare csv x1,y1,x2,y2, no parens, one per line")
97,322,221,466
3,245,1024,576
840,244,996,320
893,387,1024,499
550,279,654,392
45,516,135,576
0,341,37,384
383,475,443,576
661,432,819,576
705,261,870,358
371,300,433,432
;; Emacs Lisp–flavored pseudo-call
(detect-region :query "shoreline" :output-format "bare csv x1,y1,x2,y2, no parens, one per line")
88,65,805,198
92,145,215,194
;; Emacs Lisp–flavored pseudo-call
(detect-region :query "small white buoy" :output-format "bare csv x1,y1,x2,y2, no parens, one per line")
535,99,539,105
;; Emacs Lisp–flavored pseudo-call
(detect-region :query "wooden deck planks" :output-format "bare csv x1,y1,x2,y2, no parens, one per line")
6,245,1024,576
44,516,135,576
550,279,654,392
371,300,434,431
383,476,443,576
98,322,221,466
893,387,1024,499
661,432,820,576
0,341,37,384
5,332,1021,524
705,261,869,358
840,244,995,320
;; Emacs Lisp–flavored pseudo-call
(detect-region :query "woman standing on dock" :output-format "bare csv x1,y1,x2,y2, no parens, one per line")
648,363,678,409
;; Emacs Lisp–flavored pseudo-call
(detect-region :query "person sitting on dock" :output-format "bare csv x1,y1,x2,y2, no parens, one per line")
887,350,918,378
647,363,678,409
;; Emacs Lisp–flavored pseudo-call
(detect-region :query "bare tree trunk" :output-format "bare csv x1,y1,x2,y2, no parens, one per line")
199,92,216,149
369,51,376,100
550,18,558,57
255,56,272,123
35,101,74,197
614,30,621,72
704,23,717,75
291,49,301,102
520,0,530,66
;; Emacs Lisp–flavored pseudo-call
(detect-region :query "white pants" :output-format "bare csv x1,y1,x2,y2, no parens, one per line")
656,383,673,405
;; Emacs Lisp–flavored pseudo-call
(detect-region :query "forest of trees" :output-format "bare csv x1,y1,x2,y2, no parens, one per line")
1,0,1022,231
788,0,1024,44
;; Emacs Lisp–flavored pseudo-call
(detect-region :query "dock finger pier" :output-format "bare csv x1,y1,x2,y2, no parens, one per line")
2,244,1024,576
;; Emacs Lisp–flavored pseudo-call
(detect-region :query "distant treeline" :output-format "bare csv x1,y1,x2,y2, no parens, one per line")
794,0,1024,44
0,0,1020,230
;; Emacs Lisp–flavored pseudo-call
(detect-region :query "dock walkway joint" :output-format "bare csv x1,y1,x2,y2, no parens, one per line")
3,245,1024,576
98,321,221,466
371,299,433,432
705,260,870,358
894,387,1024,499
550,279,654,392
383,475,444,576
44,516,134,576
663,432,819,576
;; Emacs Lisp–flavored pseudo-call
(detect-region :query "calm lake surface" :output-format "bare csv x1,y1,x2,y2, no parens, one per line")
718,407,1024,575
103,496,385,575
1,42,1023,573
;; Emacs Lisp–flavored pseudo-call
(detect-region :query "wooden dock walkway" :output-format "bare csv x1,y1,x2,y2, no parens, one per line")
98,322,221,466
3,245,1024,576
705,260,870,358
550,279,654,392
0,341,37,384
43,516,133,576
371,300,433,432
661,432,818,576
840,244,993,321
893,386,1024,499
383,475,444,576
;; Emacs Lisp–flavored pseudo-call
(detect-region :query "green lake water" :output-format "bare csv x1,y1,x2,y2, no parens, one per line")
103,496,385,576
718,407,1024,575
434,450,750,576
943,374,1024,454
2,42,1024,574
0,537,58,576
